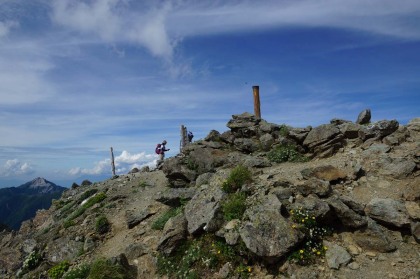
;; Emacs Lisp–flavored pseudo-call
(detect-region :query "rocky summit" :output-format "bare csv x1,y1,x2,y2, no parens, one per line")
0,111,419,279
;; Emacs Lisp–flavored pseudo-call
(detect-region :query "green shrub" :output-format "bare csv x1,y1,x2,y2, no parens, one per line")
186,158,199,171
279,124,289,137
138,181,148,188
22,250,42,271
288,208,331,265
63,264,90,279
79,189,98,202
152,206,183,230
221,165,252,193
87,258,129,279
95,215,111,234
267,144,308,163
64,192,107,228
157,234,253,279
48,261,70,279
221,192,247,221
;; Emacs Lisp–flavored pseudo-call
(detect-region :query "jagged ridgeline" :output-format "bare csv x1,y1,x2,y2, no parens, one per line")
0,112,419,279
0,177,66,230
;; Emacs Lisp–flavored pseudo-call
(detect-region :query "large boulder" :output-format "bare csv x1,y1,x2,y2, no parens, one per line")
227,112,260,138
155,188,196,206
327,197,367,229
290,195,332,223
240,194,303,259
288,127,312,144
358,120,399,141
303,124,344,157
301,165,347,182
295,178,331,197
323,241,352,269
157,213,188,255
365,198,410,228
356,109,371,125
161,157,197,187
352,218,396,252
184,177,227,234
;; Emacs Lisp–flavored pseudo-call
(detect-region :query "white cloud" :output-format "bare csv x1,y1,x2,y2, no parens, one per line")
52,0,173,59
68,150,157,176
169,0,420,40
0,159,35,177
0,20,18,38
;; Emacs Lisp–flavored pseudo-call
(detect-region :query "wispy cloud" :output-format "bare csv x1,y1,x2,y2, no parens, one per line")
0,20,18,38
0,159,35,177
68,150,157,176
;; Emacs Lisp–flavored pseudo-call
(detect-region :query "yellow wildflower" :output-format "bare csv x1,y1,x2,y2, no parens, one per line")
317,251,321,255
217,250,221,254
248,267,252,273
299,250,304,254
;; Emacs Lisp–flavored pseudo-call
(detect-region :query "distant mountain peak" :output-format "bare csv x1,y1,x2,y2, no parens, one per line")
17,177,65,194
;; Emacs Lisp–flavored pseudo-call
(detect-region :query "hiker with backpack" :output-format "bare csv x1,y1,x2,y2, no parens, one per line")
187,131,194,143
155,140,170,167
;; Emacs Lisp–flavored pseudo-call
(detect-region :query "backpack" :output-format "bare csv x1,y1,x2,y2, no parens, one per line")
155,144,162,154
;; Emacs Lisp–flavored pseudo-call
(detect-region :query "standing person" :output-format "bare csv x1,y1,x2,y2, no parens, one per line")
187,131,194,143
156,140,170,167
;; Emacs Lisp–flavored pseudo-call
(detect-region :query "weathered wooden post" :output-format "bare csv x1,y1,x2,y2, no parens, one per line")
253,85,261,119
110,147,116,176
180,125,188,151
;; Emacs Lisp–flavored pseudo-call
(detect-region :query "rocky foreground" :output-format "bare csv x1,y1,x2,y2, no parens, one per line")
0,111,419,279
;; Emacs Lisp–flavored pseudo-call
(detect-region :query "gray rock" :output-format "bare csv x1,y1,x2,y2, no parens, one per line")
356,109,371,125
205,130,222,142
234,138,260,153
365,198,410,228
382,126,409,146
83,236,96,253
161,156,197,187
157,213,188,255
125,243,147,259
324,241,352,269
296,178,331,197
227,112,260,138
303,124,344,157
379,157,416,179
270,187,294,202
259,133,275,151
405,201,420,220
22,238,37,254
411,222,420,243
291,195,332,222
353,218,396,252
339,195,365,215
240,194,303,258
301,165,347,182
359,120,399,141
126,208,155,229
288,127,311,144
339,122,362,139
243,156,272,168
195,172,213,187
216,219,241,245
155,188,196,206
184,183,226,234
327,197,367,229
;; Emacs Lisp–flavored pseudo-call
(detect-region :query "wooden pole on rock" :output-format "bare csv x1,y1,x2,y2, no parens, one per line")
253,85,261,119
180,125,187,151
110,147,116,176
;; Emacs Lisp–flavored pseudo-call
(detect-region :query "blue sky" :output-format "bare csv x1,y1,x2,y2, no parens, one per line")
0,0,419,188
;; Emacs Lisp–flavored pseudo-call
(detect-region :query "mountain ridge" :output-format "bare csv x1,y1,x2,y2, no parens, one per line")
0,177,66,230
0,112,418,279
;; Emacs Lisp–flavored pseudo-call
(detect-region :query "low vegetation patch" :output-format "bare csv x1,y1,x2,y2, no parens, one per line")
157,234,253,279
221,165,252,193
63,264,90,279
221,192,247,221
64,192,107,229
48,260,70,279
88,258,133,279
279,124,289,137
288,208,331,265
267,144,308,163
95,215,111,234
79,189,99,202
22,250,42,271
152,205,184,230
